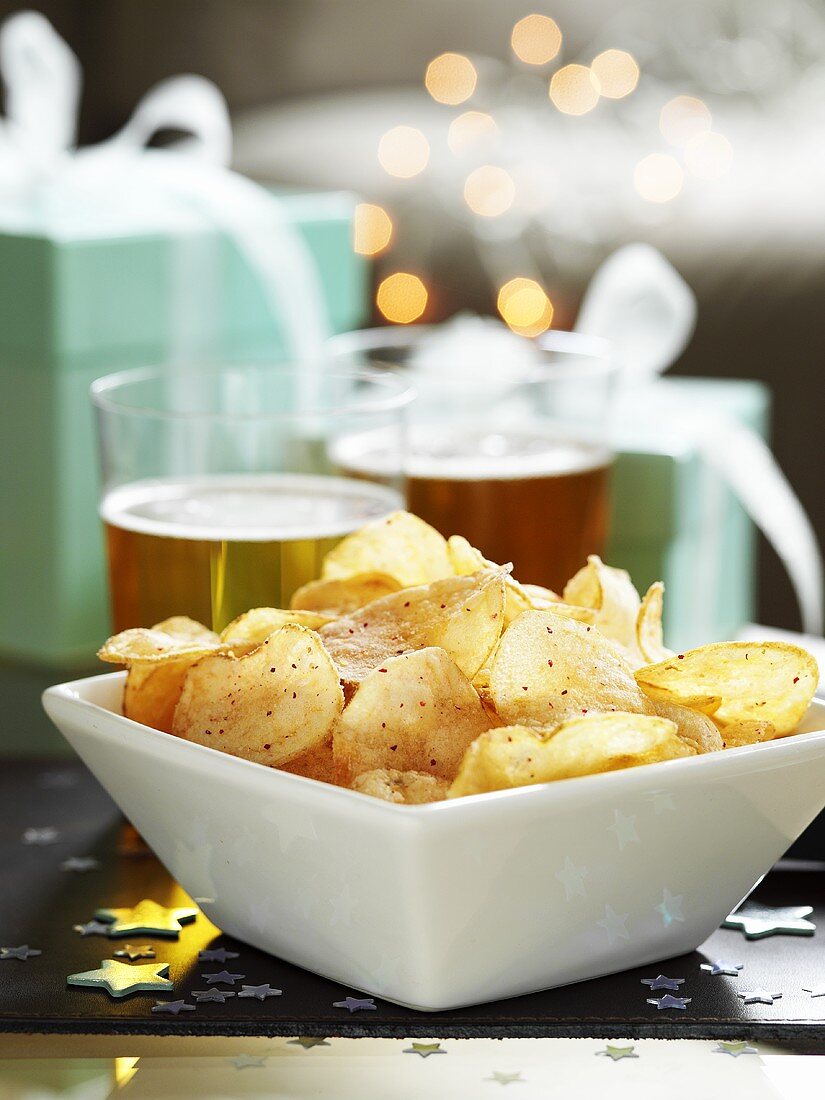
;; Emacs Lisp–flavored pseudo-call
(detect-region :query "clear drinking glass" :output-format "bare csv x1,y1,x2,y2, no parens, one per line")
329,326,617,593
91,364,414,632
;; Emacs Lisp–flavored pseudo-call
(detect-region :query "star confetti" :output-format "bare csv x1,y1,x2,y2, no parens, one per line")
656,888,685,926
802,985,825,997
199,947,240,963
737,989,782,1006
60,857,100,873
0,945,41,960
229,1055,267,1070
114,945,156,960
67,959,172,998
607,810,639,850
22,827,59,845
288,1037,330,1049
701,960,743,977
597,904,630,944
73,921,111,937
723,904,815,939
555,856,588,900
192,988,236,1003
201,970,245,985
715,1041,758,1057
333,996,377,1013
151,1000,195,1014
641,975,684,991
95,899,198,938
404,1042,446,1057
597,1044,638,1061
647,994,691,1011
486,1070,524,1085
237,983,282,1000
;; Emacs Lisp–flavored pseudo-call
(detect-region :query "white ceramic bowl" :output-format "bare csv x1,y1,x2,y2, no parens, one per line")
44,672,825,1012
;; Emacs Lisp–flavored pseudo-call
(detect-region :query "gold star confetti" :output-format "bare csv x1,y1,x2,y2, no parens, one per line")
288,1037,330,1049
404,1042,446,1057
67,959,172,998
715,1041,758,1057
94,899,198,938
486,1070,524,1085
597,1044,638,1060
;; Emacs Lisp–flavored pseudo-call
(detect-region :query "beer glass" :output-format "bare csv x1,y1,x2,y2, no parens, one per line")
330,327,617,593
92,364,414,632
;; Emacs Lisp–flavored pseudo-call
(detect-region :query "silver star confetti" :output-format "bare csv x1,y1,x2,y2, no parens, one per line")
60,857,100,873
95,899,198,938
114,945,155,960
152,1000,195,1014
202,969,245,985
229,1055,267,1069
701,960,743,977
802,985,825,997
737,989,782,1006
237,983,282,1001
73,921,111,937
647,994,692,1010
199,947,240,963
192,987,236,1003
715,1041,758,1057
641,975,684,991
404,1042,445,1057
67,959,172,998
486,1070,524,1085
288,1037,330,1049
723,904,816,939
333,996,377,1013
22,827,59,845
0,945,41,960
596,1045,638,1061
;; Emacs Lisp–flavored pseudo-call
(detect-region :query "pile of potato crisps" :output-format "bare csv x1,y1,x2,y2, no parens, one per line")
99,511,819,803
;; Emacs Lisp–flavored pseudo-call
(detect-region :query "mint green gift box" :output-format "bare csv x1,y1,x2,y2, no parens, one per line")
607,376,770,650
0,189,368,669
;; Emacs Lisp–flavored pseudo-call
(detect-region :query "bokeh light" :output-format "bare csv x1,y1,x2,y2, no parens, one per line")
511,14,562,65
463,165,516,217
634,153,684,203
353,204,394,256
497,277,554,336
448,110,498,154
376,273,428,324
425,52,478,105
549,64,601,115
590,49,639,99
684,131,733,180
659,96,712,146
377,126,430,178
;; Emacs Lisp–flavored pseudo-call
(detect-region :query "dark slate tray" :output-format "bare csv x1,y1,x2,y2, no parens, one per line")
1,759,824,1040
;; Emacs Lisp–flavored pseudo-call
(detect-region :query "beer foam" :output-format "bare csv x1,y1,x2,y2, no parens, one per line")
101,474,402,543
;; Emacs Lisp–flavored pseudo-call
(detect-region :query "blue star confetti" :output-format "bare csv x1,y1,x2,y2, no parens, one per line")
646,994,691,1011
641,975,684,991
73,921,111,937
737,989,782,1006
151,1000,195,1015
192,988,236,1003
237,984,282,1001
701,960,743,977
199,947,240,963
22,827,59,845
333,996,377,1013
60,857,100,873
0,945,41,960
201,970,245,985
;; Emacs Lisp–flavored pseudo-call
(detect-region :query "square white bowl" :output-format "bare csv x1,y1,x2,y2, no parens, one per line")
44,672,825,1011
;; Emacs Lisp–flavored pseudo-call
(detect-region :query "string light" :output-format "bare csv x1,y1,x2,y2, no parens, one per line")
590,49,639,99
659,96,712,146
377,126,430,178
634,154,684,203
376,273,428,324
448,110,498,154
463,165,516,217
497,278,554,335
353,204,394,256
549,64,601,115
425,52,477,105
511,14,562,65
685,131,733,180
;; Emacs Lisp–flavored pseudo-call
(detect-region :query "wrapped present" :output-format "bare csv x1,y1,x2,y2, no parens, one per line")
0,13,367,667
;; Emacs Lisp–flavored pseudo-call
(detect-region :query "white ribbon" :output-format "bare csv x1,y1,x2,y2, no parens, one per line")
0,10,329,364
577,244,823,635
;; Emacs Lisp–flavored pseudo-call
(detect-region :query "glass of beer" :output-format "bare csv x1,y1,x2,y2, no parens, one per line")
92,364,413,632
329,326,616,593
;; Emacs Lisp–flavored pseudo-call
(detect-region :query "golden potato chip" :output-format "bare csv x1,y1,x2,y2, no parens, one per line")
488,610,653,727
98,619,222,665
322,510,452,587
635,582,672,665
720,720,776,748
521,583,561,609
319,569,506,683
447,534,540,624
449,712,693,798
648,697,723,754
123,659,196,734
173,624,344,766
278,734,340,785
635,642,818,736
351,768,449,804
290,572,401,617
333,647,493,782
151,617,221,645
220,607,331,652
563,555,641,648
